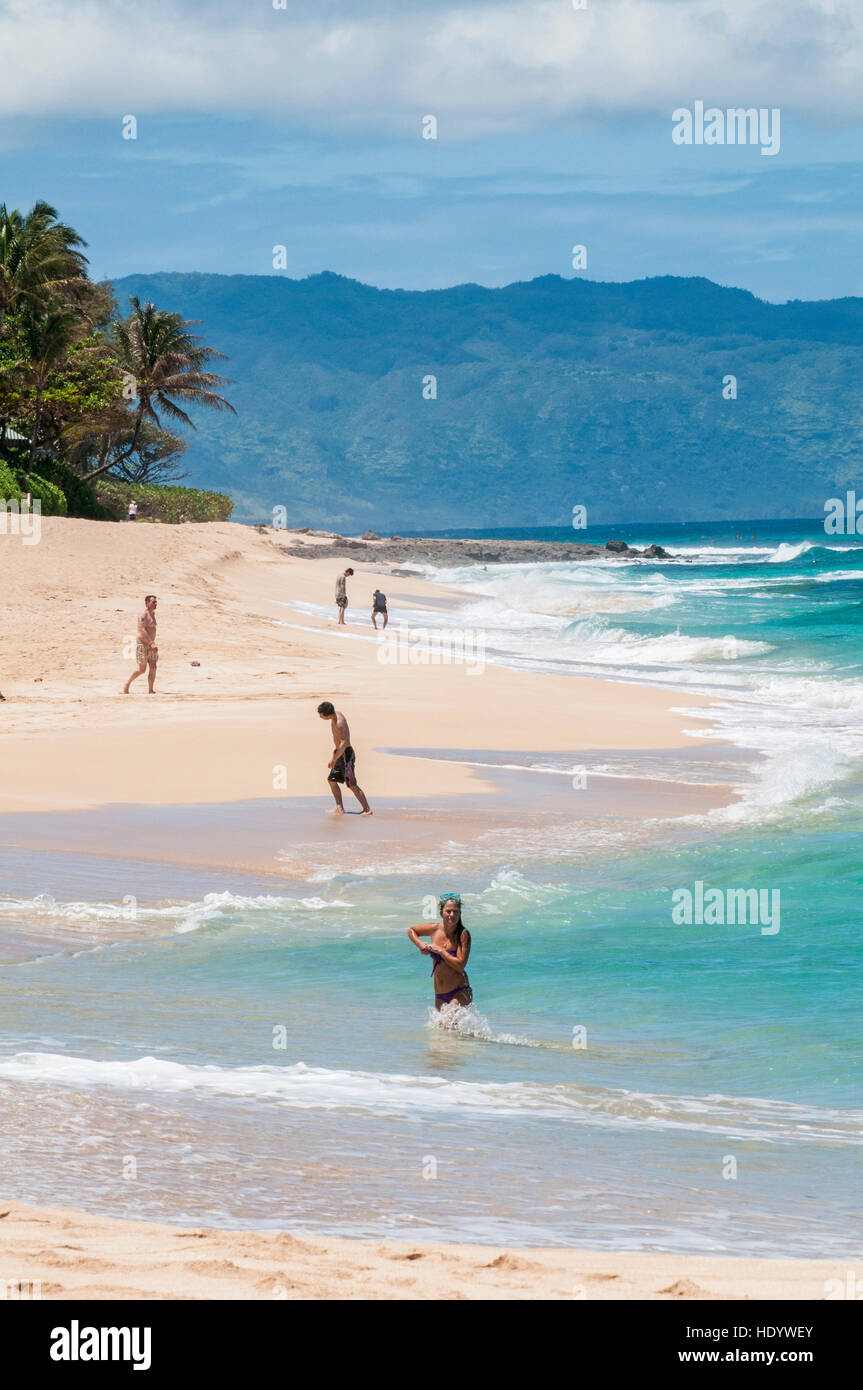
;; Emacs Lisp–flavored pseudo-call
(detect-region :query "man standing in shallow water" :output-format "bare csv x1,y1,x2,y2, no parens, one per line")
317,701,372,814
123,595,158,694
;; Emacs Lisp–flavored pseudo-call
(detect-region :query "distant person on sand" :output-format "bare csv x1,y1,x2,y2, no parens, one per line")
123,595,158,694
334,568,353,625
126,499,138,522
371,589,388,629
316,700,372,814
407,893,473,1011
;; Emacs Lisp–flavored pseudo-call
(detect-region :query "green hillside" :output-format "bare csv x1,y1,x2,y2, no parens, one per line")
111,271,863,527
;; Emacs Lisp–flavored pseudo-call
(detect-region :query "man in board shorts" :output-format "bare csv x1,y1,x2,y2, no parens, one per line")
334,568,354,626
123,594,158,694
317,701,372,814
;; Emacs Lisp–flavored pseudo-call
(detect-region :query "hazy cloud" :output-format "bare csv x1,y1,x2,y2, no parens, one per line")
1,0,862,131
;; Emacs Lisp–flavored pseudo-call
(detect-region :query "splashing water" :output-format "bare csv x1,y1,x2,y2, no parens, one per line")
427,1001,538,1046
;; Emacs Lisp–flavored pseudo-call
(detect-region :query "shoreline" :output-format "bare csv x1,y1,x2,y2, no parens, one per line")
0,518,734,818
0,754,738,882
0,1200,850,1300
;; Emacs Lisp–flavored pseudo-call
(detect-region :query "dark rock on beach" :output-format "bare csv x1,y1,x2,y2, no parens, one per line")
274,532,675,566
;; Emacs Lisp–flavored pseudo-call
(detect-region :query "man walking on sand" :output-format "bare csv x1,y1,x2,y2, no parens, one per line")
334,568,353,625
123,595,158,694
317,701,372,814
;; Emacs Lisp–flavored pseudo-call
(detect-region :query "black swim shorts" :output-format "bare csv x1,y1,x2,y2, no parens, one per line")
328,745,357,786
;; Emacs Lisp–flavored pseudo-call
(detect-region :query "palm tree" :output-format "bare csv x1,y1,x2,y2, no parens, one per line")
0,201,89,337
16,299,86,470
84,297,236,482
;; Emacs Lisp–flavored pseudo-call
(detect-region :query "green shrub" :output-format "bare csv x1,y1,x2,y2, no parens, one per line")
95,479,234,523
0,459,22,505
27,473,68,516
31,458,117,520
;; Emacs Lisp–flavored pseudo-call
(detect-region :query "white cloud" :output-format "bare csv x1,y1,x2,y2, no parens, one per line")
1,0,862,130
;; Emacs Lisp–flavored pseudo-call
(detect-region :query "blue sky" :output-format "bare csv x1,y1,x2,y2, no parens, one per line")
3,0,863,301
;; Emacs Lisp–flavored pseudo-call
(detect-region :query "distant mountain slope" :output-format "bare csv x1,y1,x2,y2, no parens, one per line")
110,271,863,527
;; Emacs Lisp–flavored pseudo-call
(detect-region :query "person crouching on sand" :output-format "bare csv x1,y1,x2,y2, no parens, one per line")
408,894,473,1010
334,568,353,626
123,595,158,694
316,700,372,814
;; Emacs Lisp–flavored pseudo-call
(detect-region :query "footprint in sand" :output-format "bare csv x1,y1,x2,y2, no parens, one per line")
483,1253,545,1273
660,1277,709,1298
182,1258,245,1277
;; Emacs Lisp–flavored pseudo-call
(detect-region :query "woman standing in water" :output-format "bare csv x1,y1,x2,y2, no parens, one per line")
407,893,473,1010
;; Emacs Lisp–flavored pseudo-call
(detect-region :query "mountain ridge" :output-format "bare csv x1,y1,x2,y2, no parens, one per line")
110,271,863,527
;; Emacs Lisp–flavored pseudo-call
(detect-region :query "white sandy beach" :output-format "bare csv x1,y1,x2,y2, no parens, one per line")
0,1201,852,1301
0,519,721,814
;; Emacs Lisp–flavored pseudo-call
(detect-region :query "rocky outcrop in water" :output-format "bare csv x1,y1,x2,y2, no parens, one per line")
271,531,674,565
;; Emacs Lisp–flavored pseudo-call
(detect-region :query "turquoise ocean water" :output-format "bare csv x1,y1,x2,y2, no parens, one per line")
1,520,861,1254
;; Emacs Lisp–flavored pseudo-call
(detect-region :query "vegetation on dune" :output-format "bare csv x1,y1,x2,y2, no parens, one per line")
0,201,236,520
0,457,21,503
94,479,233,524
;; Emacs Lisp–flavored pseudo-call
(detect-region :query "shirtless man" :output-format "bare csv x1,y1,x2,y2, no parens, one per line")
316,701,372,814
334,568,353,626
123,595,158,694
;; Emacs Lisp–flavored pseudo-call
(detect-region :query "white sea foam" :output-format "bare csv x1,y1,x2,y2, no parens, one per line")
405,553,863,830
0,890,354,935
478,868,570,905
814,569,863,583
1,1051,860,1145
767,540,814,563
427,1002,538,1046
665,545,777,558
267,548,863,834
